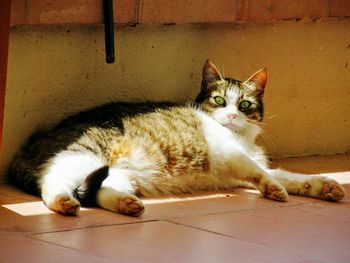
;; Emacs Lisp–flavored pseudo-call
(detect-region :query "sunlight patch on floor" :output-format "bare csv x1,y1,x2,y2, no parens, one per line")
2,194,238,216
240,189,260,195
320,172,350,184
142,193,237,205
2,201,89,216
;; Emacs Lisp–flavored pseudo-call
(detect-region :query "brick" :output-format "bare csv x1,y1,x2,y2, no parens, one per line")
330,0,350,17
27,0,102,24
139,0,238,24
27,0,136,25
10,0,27,25
238,0,329,21
114,0,137,24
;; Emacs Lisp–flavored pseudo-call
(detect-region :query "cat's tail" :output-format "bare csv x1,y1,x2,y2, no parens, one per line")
73,166,110,207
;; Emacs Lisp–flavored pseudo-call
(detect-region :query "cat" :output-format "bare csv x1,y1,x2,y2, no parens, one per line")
8,60,345,216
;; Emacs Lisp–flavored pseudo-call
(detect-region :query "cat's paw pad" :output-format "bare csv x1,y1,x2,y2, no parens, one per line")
265,184,288,202
55,195,81,216
321,180,345,202
118,197,145,217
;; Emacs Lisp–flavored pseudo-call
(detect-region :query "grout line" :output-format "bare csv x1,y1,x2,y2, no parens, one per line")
135,0,141,25
28,235,115,261
163,219,297,255
163,218,236,239
26,219,159,237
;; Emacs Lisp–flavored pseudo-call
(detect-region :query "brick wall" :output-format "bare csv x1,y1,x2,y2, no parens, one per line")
10,0,350,26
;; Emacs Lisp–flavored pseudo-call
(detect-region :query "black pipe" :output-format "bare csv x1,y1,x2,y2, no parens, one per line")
103,0,115,63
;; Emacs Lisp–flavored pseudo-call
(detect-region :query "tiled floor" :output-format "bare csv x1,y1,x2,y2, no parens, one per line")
0,155,350,263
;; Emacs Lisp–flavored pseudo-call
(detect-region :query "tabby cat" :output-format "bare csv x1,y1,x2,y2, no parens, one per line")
9,61,345,216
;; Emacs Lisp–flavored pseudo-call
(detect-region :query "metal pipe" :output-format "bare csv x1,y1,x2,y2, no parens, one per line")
103,0,115,63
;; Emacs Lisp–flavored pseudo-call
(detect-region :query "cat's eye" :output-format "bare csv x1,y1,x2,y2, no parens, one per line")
214,96,226,106
239,100,252,110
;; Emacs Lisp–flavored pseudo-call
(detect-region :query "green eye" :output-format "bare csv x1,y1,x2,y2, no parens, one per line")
214,96,226,106
239,100,252,110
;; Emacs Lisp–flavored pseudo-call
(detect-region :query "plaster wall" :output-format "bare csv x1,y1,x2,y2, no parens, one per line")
1,19,350,180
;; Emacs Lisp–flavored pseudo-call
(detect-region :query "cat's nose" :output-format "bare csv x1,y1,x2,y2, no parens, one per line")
227,113,238,120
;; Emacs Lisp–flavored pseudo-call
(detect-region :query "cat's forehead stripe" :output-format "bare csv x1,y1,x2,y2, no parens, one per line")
226,88,241,103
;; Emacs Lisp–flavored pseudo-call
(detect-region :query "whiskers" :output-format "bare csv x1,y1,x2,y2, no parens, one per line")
101,119,113,126
265,114,278,120
245,119,264,130
221,63,225,78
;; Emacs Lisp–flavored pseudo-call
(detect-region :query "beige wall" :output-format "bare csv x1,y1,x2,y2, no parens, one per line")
1,18,350,180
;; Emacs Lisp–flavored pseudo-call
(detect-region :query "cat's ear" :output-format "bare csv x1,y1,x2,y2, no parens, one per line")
245,68,267,95
202,60,223,81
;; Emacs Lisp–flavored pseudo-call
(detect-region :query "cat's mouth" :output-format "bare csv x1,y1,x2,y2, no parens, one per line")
223,122,242,130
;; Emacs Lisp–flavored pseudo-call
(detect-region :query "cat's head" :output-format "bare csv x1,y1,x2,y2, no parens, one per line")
194,60,267,133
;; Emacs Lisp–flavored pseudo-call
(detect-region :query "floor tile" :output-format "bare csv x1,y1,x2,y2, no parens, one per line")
295,199,350,219
170,204,350,263
0,235,115,263
33,221,317,263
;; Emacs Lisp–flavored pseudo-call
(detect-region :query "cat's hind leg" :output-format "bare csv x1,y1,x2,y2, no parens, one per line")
269,169,345,202
96,167,145,216
40,151,105,215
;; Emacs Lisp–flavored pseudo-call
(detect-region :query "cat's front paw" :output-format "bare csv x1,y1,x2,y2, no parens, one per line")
320,179,345,202
263,183,288,202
